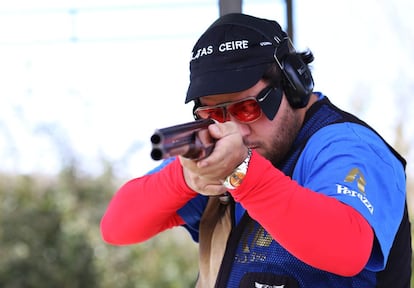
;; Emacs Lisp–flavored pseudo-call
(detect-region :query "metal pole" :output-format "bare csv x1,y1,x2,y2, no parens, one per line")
217,0,293,42
219,0,242,16
286,0,294,43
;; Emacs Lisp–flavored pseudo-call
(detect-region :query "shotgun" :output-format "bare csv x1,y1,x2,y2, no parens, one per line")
150,119,215,160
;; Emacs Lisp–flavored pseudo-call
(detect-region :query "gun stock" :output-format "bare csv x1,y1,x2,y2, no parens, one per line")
150,119,215,160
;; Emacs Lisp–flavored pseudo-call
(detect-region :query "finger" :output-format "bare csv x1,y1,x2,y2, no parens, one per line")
208,121,239,140
198,124,243,169
208,123,222,139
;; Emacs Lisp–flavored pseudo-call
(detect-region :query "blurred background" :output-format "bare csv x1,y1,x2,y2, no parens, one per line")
0,0,413,287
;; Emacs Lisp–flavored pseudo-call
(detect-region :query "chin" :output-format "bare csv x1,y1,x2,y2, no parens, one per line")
253,147,266,157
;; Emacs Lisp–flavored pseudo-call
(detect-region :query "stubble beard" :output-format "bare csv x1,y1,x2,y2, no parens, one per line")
262,108,302,166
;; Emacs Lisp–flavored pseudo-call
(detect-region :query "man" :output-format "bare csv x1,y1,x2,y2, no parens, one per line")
101,13,411,287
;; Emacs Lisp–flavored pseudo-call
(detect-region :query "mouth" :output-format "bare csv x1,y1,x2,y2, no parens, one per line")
244,139,259,150
247,144,259,150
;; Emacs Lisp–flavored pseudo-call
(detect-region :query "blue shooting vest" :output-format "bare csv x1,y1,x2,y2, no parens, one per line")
214,96,410,288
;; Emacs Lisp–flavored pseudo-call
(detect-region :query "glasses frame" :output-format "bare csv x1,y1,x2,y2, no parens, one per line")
194,85,274,124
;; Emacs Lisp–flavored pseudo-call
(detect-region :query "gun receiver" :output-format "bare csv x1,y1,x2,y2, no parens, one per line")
150,119,215,161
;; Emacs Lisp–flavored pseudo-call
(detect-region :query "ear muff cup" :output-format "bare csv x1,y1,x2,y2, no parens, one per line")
281,53,314,108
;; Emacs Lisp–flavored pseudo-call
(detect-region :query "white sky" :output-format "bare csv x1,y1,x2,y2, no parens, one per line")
0,0,413,180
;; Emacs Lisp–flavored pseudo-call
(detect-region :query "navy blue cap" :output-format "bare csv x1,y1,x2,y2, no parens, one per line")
185,13,289,104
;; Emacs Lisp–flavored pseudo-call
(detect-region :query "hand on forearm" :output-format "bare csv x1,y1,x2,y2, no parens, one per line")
180,121,248,196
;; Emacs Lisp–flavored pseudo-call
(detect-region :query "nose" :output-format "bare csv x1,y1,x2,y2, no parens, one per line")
237,123,251,137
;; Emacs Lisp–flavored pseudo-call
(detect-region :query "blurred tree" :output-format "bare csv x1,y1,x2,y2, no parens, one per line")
0,162,199,288
0,174,97,287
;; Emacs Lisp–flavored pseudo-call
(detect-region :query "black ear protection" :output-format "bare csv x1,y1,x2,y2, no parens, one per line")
211,13,314,108
273,39,314,108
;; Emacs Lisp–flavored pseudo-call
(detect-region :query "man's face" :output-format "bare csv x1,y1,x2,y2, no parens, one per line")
199,80,302,164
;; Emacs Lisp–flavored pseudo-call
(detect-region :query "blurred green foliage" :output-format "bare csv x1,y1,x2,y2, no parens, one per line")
0,164,198,288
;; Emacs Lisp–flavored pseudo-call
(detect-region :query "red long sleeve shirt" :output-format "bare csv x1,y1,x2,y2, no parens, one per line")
100,151,373,276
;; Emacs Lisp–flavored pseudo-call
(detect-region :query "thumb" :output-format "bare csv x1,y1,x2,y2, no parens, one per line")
208,123,224,139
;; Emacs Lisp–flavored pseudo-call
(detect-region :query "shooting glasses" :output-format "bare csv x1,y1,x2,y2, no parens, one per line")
194,86,282,123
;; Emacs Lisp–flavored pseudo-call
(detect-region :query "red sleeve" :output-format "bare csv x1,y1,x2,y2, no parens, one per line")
230,151,374,277
100,158,197,245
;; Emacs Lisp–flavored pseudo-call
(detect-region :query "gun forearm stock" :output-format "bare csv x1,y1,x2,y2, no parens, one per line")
150,119,215,160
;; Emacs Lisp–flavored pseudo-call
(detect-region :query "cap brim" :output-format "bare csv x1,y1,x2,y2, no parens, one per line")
185,63,269,103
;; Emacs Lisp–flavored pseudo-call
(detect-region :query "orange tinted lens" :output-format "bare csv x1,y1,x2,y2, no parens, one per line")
227,99,261,122
196,107,226,122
